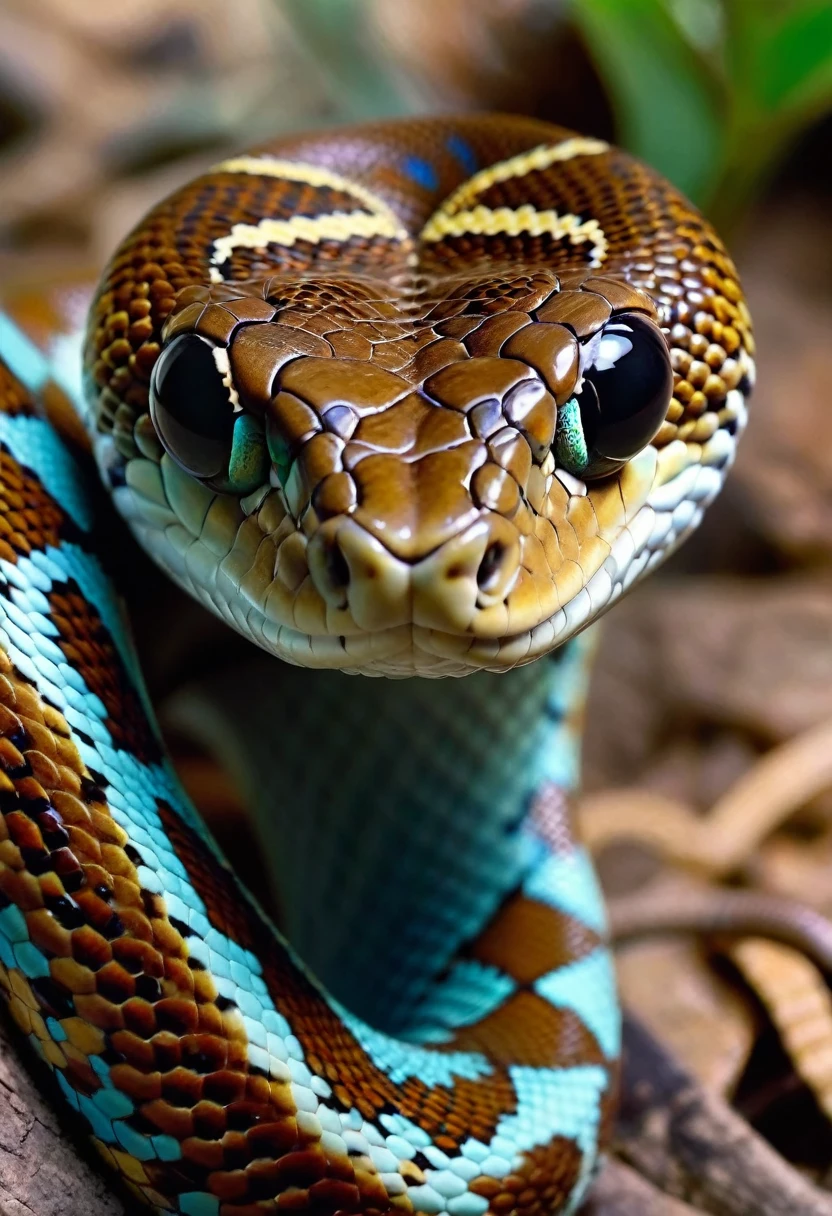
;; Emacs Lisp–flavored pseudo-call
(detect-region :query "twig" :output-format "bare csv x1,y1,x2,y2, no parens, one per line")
610,886,832,975
580,716,832,875
616,1013,832,1215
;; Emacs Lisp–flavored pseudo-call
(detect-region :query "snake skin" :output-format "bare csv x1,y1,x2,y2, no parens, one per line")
0,115,753,1215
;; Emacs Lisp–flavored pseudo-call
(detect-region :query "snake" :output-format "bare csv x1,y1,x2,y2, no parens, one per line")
0,115,753,1215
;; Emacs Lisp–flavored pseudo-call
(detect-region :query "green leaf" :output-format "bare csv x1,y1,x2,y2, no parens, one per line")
279,0,414,121
705,0,832,226
747,1,832,113
571,0,723,203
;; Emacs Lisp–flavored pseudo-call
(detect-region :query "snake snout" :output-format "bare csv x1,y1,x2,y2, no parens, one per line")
305,512,521,636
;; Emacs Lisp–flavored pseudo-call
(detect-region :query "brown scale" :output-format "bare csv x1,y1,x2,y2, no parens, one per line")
450,993,606,1070
0,360,40,419
220,235,409,286
420,234,598,279
85,163,417,438
0,407,157,764
0,447,69,560
158,802,525,1151
0,651,356,1211
467,891,602,984
252,116,615,231
0,278,96,450
47,584,161,765
254,352,569,561
421,144,751,441
230,277,646,571
0,362,571,1202
469,1137,584,1215
156,799,616,1216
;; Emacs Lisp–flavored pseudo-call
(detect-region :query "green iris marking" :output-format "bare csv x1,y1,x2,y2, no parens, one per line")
221,413,269,495
555,397,589,476
266,420,293,488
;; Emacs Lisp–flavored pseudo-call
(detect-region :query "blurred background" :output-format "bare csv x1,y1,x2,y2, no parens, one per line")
1,0,832,1209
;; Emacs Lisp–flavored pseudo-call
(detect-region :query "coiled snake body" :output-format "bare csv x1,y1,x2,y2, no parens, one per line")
0,116,753,1214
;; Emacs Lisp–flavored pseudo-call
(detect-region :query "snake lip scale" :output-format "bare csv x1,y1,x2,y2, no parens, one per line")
0,114,752,1214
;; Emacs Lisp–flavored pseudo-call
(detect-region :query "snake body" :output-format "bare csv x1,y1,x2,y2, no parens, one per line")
0,116,752,1214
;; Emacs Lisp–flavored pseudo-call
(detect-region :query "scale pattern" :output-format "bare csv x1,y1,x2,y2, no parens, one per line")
0,115,753,1214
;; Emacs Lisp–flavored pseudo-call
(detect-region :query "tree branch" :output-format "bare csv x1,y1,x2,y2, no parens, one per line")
0,1014,129,1216
583,1158,703,1214
615,1013,832,1216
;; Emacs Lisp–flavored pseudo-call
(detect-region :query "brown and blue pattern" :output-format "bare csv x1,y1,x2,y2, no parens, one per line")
0,322,615,1214
0,114,753,1214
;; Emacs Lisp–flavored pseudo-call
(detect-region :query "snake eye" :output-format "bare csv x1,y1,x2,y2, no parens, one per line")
150,334,235,479
150,333,268,494
555,312,673,480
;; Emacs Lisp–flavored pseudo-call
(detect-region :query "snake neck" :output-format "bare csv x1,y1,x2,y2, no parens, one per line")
166,634,595,1036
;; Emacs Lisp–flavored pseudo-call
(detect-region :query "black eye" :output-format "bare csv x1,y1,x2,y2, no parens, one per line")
555,312,673,480
149,334,235,480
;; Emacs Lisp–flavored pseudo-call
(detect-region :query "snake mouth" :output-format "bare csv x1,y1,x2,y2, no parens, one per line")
254,436,737,676
281,416,736,677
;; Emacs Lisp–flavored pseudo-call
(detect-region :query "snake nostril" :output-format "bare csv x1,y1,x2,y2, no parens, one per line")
477,542,506,593
326,541,350,591
307,526,352,608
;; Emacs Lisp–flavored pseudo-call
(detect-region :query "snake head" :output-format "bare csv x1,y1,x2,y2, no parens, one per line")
84,121,754,676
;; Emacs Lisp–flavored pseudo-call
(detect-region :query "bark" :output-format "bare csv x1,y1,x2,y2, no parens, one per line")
615,1013,832,1216
583,1158,704,1213
0,1014,129,1216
